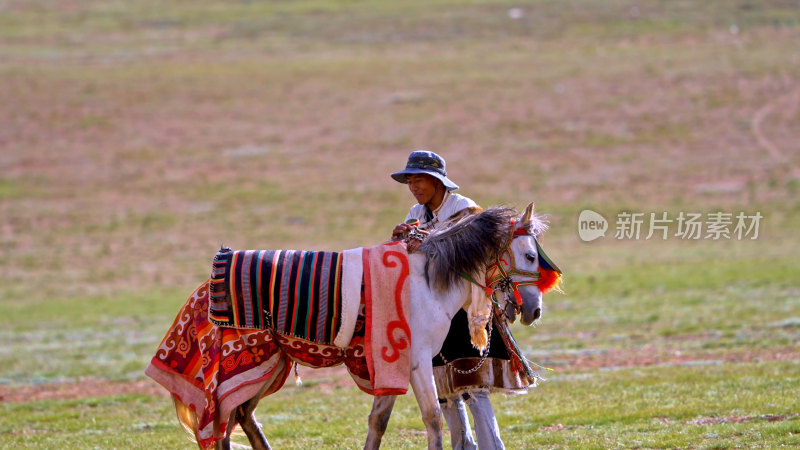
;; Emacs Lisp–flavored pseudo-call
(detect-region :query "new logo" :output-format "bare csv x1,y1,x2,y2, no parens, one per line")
578,209,608,242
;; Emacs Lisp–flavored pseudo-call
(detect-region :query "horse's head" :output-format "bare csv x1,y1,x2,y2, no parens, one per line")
485,202,562,326
420,203,561,326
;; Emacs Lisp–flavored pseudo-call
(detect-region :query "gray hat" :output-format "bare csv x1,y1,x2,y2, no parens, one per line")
391,150,459,191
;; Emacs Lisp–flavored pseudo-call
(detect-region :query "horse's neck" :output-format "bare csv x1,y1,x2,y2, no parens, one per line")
408,254,471,356
423,252,471,308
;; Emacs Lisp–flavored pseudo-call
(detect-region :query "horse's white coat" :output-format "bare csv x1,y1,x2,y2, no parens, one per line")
406,252,473,449
508,235,544,325
366,205,547,450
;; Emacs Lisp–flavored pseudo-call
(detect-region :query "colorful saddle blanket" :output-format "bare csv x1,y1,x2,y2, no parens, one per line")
209,247,344,345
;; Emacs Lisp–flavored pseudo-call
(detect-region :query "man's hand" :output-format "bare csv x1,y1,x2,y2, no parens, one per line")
405,227,429,253
391,223,413,241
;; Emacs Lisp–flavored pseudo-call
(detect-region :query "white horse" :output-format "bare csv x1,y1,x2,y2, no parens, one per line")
148,203,552,450
364,202,555,449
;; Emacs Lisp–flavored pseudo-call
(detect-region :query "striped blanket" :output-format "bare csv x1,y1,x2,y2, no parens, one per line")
209,247,344,345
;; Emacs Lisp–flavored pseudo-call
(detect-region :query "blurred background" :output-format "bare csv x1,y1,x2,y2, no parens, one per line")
1,0,799,447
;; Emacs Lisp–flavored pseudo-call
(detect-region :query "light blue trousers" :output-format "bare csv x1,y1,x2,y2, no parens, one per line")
441,391,505,450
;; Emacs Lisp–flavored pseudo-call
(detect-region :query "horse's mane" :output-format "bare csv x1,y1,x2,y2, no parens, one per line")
420,206,550,292
420,206,547,292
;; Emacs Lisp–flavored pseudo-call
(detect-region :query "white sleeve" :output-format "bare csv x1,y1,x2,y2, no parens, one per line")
438,194,478,222
450,194,478,212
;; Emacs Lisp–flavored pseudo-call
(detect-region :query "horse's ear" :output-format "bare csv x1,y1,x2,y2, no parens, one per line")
521,202,534,226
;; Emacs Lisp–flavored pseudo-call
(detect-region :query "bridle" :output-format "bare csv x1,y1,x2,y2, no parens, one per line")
463,219,542,315
451,217,548,381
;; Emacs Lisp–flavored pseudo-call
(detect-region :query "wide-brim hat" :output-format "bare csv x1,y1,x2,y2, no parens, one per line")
391,150,459,191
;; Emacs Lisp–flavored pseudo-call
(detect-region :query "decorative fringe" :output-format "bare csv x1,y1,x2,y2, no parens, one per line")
467,284,492,351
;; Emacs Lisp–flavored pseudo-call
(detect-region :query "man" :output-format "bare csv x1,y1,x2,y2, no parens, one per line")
391,150,530,449
390,150,479,251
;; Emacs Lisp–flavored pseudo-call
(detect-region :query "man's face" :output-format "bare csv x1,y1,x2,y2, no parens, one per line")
406,174,440,205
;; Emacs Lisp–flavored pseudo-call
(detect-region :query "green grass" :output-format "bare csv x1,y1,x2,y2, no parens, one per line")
0,395,190,448
0,289,185,383
3,362,797,448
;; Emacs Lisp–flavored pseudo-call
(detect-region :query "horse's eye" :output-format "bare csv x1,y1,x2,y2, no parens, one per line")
525,253,536,263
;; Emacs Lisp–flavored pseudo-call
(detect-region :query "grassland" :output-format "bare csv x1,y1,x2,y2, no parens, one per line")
1,0,799,448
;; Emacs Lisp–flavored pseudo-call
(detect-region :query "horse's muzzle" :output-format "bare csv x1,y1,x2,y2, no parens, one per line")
521,307,542,326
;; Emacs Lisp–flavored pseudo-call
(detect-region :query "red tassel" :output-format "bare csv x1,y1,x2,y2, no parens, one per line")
535,268,562,294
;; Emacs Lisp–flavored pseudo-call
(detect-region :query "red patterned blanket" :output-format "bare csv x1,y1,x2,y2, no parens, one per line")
363,241,411,395
145,281,370,448
145,243,411,448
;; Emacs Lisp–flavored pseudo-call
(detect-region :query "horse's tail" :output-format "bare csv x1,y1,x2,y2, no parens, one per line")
172,396,201,447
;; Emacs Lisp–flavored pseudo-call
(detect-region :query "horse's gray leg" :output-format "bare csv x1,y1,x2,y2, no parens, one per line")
441,396,477,450
364,395,397,450
466,391,504,450
407,268,470,450
410,358,444,450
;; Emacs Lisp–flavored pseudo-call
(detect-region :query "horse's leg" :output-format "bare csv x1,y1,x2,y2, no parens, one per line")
407,264,471,449
234,356,293,450
466,391,504,450
214,426,233,450
213,396,266,450
214,404,246,450
237,404,272,450
410,357,443,450
364,395,397,450
237,400,271,450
